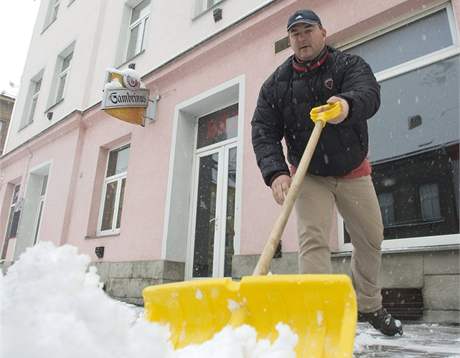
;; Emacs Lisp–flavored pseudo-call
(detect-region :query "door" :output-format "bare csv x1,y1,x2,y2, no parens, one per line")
188,104,238,279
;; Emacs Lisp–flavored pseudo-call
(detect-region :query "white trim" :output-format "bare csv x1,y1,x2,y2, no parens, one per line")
336,213,460,252
13,161,52,258
1,183,21,259
161,107,181,260
213,148,224,277
185,147,200,278
32,192,46,245
48,42,75,109
56,52,73,103
96,145,129,236
196,135,238,154
161,75,245,266
234,77,245,256
28,160,53,177
186,142,238,279
20,70,44,129
44,0,61,29
376,46,460,83
125,0,150,60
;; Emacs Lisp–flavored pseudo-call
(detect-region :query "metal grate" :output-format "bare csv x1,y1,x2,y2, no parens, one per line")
382,288,423,320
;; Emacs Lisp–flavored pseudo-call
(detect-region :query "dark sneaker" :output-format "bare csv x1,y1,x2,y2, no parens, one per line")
358,308,403,336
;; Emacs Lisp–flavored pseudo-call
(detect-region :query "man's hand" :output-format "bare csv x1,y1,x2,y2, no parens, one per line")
326,96,349,124
271,174,291,205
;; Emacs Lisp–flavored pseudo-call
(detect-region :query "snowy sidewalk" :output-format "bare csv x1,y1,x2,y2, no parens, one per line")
355,322,460,357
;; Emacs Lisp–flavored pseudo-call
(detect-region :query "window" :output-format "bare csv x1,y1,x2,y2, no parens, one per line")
1,185,21,259
194,0,221,16
420,183,442,221
33,175,48,245
98,145,130,234
345,9,454,73
29,79,42,123
378,192,395,227
341,5,459,246
44,0,60,29
55,51,73,103
22,76,42,128
196,104,238,148
205,0,219,9
126,0,150,60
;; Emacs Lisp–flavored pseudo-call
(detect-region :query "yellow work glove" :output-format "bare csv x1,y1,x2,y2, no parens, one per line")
310,96,349,126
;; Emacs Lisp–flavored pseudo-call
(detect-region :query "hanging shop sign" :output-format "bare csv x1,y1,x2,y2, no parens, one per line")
101,68,156,126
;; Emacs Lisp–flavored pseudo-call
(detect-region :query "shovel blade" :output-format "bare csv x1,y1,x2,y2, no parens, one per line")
143,274,356,357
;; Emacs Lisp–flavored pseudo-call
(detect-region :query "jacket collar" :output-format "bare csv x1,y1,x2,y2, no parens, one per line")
292,46,329,73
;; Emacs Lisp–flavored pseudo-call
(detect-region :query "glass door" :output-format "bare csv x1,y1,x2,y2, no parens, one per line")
188,104,238,279
190,145,237,278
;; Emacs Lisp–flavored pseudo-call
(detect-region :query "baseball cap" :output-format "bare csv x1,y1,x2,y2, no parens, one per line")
287,9,321,31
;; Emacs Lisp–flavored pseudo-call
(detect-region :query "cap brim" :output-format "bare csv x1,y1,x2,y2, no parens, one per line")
287,19,318,31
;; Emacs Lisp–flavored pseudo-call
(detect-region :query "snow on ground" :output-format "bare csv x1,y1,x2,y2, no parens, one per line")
0,242,296,358
1,242,459,358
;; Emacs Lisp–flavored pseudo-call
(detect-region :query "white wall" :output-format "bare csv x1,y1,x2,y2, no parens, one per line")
5,0,275,153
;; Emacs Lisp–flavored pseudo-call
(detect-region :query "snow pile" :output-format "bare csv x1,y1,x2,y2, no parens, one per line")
0,242,297,358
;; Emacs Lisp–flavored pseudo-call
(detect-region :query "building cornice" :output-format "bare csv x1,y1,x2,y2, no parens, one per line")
0,111,84,167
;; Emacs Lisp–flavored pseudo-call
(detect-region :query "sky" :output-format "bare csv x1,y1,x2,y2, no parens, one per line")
0,0,40,96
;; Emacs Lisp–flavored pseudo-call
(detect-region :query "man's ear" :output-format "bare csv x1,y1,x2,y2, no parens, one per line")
320,27,327,38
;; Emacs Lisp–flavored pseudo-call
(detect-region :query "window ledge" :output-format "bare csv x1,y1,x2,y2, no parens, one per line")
18,121,33,132
117,49,146,69
332,244,460,257
41,19,57,35
45,98,65,114
192,0,227,21
85,233,120,240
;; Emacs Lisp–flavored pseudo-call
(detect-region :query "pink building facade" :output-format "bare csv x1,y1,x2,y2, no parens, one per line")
1,0,459,323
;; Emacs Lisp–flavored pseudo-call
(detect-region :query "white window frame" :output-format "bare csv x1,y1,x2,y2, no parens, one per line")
55,51,72,103
96,145,130,236
336,2,460,252
1,184,21,260
161,76,245,269
29,79,42,124
20,71,43,130
32,175,48,246
43,0,61,29
28,78,42,125
125,0,150,61
194,0,224,17
187,107,239,279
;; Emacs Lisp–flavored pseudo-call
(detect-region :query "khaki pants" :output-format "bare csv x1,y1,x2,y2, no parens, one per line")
294,174,383,313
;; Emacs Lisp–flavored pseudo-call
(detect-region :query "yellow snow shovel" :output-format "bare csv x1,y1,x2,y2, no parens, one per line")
143,102,357,357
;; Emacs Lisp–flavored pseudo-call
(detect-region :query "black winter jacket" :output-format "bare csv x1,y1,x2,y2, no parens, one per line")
251,46,380,186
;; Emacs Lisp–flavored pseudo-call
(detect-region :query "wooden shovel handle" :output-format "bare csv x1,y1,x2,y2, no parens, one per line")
253,121,324,276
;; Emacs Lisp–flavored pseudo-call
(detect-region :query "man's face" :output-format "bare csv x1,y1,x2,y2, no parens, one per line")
288,23,326,61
